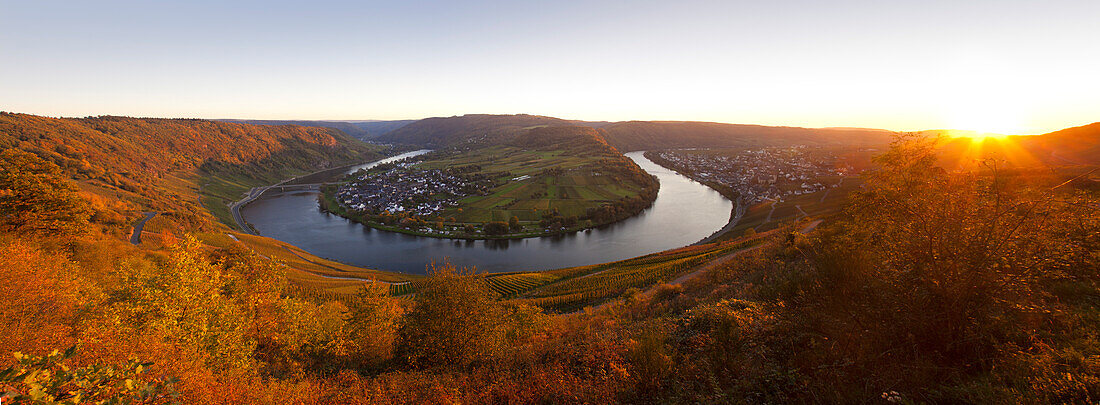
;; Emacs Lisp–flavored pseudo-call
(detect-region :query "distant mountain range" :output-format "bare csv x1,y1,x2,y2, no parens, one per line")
217,119,416,140
370,114,898,151
220,114,1099,167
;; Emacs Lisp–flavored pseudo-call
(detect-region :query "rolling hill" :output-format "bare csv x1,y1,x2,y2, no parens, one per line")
599,120,896,151
218,119,416,140
0,113,385,231
375,114,898,151
323,125,659,238
934,122,1100,169
375,114,577,147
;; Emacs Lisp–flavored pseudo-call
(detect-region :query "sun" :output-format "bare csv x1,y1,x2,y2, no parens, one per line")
946,101,1028,137
950,114,1023,137
955,131,1008,142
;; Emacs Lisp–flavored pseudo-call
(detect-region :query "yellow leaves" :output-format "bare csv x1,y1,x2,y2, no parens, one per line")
106,235,259,372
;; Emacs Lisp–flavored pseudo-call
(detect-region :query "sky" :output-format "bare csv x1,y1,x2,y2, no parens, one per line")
1,0,1097,134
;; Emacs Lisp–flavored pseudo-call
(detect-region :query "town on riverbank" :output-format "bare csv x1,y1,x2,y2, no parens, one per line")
319,127,661,239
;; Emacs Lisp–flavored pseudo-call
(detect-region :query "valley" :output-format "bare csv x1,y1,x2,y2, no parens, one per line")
319,126,659,239
240,151,731,273
6,2,1100,401
3,111,1099,403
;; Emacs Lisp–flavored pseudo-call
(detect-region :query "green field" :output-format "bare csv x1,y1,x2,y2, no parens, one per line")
327,139,659,239
415,145,647,223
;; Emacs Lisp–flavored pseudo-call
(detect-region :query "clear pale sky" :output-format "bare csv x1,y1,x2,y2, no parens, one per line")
1,0,1097,134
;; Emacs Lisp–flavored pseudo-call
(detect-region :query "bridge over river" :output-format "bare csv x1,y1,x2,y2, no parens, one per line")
228,150,432,234
230,183,330,234
239,151,735,274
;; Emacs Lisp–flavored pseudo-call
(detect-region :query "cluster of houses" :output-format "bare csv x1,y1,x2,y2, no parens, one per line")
655,146,852,204
334,164,491,217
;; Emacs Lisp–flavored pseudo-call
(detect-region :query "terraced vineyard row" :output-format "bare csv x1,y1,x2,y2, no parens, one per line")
482,272,560,297
386,223,803,304
517,235,779,312
389,281,423,296
387,272,559,297
532,250,725,297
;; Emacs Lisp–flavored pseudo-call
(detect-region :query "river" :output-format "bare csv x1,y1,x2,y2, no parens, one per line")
240,151,733,274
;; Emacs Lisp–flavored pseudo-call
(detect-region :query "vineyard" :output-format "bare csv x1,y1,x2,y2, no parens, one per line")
512,230,783,312
387,272,559,298
210,213,807,312
375,223,800,311
482,272,560,297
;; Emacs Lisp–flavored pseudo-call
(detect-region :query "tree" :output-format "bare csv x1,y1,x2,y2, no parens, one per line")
483,221,510,235
508,216,520,231
396,263,507,369
346,284,402,367
107,235,256,371
0,240,85,357
767,133,1100,398
0,149,90,236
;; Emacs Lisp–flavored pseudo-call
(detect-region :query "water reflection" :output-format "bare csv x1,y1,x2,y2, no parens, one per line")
241,152,732,274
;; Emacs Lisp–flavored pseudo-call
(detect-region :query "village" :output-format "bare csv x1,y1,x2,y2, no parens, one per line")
651,146,854,205
333,162,492,217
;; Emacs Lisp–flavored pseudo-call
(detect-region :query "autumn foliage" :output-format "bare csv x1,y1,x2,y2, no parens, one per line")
2,126,1099,403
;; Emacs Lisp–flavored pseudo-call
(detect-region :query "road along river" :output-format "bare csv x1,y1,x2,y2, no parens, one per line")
240,151,733,274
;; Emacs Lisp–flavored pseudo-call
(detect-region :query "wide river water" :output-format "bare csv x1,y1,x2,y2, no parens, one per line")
241,151,732,274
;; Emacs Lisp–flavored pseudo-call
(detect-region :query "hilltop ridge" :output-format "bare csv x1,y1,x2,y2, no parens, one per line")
0,112,384,231
375,114,898,151
218,119,416,140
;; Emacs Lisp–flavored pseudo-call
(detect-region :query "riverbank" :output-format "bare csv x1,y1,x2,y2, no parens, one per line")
317,185,658,240
644,150,744,242
318,146,660,240
228,150,431,234
238,151,732,274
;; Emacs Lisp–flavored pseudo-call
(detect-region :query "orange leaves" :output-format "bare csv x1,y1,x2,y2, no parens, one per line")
0,241,87,365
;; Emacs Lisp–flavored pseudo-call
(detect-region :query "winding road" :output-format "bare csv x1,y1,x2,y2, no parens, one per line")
129,212,158,245
229,183,327,234
694,196,746,245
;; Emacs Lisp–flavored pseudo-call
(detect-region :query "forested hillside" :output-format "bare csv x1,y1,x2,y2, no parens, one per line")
508,125,619,157
375,114,575,147
599,121,896,151
375,114,897,151
221,119,416,140
0,113,384,232
3,130,1097,403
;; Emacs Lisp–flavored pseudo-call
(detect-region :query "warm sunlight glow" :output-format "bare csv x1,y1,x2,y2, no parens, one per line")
946,100,1028,136
960,131,1009,143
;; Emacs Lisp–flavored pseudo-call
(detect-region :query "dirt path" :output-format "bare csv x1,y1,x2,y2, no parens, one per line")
129,212,158,245
669,243,767,286
762,200,778,223
820,177,845,203
580,219,824,313
672,219,821,287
